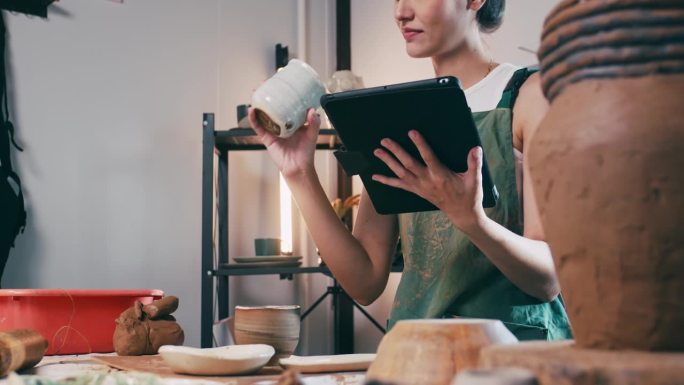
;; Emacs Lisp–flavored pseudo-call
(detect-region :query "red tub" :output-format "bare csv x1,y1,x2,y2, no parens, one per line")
0,289,163,355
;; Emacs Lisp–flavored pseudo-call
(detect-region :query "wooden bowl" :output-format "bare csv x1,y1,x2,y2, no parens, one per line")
234,305,300,365
366,319,518,385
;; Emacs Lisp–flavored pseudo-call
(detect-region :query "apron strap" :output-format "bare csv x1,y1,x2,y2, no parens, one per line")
496,67,539,109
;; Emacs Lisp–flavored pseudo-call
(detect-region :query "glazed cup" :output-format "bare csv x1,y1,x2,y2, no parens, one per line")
251,59,326,138
254,238,281,256
234,305,301,366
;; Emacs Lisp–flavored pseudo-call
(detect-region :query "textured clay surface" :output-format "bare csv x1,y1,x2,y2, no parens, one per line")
481,341,684,385
527,76,684,350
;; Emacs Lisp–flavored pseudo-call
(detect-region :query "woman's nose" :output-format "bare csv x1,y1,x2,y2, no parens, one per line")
394,0,414,24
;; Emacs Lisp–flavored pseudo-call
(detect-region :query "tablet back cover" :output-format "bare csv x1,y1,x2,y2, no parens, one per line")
322,77,498,214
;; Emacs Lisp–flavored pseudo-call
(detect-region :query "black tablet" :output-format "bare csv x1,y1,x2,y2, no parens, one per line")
320,76,499,215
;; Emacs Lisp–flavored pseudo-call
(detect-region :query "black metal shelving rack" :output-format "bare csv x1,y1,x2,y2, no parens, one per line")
200,113,399,352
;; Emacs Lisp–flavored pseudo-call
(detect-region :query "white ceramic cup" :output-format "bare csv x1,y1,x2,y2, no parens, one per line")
251,59,326,138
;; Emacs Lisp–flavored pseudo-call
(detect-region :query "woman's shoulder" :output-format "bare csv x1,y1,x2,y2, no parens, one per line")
516,72,547,118
513,71,550,149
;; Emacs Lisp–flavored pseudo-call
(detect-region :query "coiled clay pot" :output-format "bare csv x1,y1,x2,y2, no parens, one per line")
529,0,684,350
366,319,517,385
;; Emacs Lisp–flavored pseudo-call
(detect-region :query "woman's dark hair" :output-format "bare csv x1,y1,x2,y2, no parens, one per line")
476,0,505,33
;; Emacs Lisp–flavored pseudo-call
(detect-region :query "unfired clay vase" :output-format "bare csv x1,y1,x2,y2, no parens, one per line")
234,305,300,366
529,0,684,350
365,319,518,385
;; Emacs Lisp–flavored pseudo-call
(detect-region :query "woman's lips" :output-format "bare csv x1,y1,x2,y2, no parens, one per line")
402,28,423,42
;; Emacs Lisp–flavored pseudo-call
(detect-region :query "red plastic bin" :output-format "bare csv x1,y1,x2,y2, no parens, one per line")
0,289,163,355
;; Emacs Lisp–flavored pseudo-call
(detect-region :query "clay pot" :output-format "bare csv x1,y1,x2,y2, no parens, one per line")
234,305,300,365
366,319,518,385
529,0,684,350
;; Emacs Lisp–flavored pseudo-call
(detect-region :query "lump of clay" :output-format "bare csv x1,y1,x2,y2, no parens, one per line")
113,296,185,356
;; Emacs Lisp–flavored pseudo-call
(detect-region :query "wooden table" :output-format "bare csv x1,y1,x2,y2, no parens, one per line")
1,354,366,385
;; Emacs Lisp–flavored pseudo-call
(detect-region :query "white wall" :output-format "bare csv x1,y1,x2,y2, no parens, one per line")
3,0,343,354
2,0,559,353
3,0,220,348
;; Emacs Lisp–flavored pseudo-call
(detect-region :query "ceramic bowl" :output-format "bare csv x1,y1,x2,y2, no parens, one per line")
234,305,300,365
366,319,518,385
158,344,275,376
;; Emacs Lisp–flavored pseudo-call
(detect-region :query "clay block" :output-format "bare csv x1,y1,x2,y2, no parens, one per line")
113,296,184,356
481,341,684,385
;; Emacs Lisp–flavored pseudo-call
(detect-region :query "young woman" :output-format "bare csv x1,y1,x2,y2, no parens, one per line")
249,0,571,340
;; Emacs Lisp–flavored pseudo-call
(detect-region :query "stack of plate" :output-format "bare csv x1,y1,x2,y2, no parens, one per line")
229,255,302,268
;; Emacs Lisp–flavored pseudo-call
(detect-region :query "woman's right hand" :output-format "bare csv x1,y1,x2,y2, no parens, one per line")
248,107,321,179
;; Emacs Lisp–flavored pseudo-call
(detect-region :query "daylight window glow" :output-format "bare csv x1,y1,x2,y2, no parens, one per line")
279,173,292,254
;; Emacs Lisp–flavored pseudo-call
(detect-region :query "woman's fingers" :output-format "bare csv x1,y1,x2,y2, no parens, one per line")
408,130,441,170
374,147,414,180
379,137,424,175
371,173,406,190
248,108,276,145
306,108,321,128
298,108,322,141
467,146,484,188
469,147,484,205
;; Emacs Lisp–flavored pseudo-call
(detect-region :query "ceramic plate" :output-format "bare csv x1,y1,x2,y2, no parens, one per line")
279,354,376,373
233,255,302,263
158,344,274,376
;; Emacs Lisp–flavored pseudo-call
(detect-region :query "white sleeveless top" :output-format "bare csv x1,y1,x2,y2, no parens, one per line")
464,62,525,214
464,63,521,112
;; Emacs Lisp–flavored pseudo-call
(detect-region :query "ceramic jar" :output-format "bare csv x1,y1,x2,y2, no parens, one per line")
529,0,684,350
234,305,300,365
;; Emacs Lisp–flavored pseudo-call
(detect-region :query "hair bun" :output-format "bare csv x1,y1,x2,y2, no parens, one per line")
477,0,505,33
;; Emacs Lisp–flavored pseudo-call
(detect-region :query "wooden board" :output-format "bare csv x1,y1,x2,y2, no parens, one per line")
480,341,684,385
94,355,282,384
94,355,365,385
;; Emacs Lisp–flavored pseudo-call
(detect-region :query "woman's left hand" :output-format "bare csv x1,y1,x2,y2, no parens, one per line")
372,130,486,230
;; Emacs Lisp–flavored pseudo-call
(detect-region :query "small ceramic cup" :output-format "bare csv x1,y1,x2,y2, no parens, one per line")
254,238,281,256
325,70,364,93
234,305,301,366
251,59,326,138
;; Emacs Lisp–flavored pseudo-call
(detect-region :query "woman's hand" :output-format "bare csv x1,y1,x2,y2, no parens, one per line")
248,108,321,179
371,130,486,230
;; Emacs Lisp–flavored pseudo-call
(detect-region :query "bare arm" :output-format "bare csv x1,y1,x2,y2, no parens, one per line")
371,73,560,301
249,108,397,305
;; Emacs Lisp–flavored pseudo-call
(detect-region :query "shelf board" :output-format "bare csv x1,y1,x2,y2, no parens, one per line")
215,128,342,151
213,265,330,276
212,264,403,277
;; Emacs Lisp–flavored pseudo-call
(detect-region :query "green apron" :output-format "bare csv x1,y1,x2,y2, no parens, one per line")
388,69,572,341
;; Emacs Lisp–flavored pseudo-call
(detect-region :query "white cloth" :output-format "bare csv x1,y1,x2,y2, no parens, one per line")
464,62,521,112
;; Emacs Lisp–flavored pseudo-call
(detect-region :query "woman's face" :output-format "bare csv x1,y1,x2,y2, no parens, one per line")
394,0,473,58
